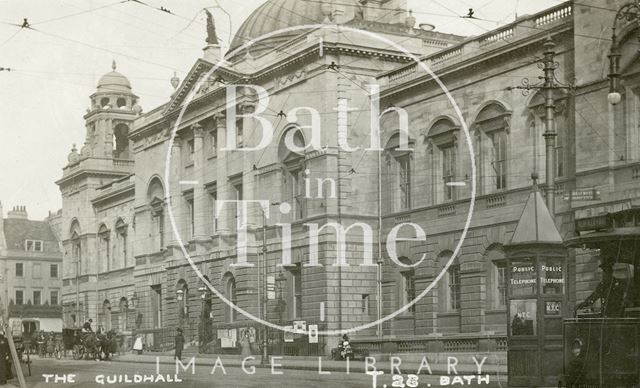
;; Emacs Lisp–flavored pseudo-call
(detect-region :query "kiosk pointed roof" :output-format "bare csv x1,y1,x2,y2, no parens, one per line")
510,174,562,245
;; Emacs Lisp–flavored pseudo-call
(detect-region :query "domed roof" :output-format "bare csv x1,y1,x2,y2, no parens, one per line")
228,0,328,55
97,61,131,93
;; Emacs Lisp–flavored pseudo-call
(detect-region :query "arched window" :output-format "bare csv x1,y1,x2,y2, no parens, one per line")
384,133,414,212
398,257,416,314
118,297,128,332
147,178,165,251
116,97,127,109
102,300,112,331
475,103,510,193
224,274,236,323
98,224,110,272
278,127,306,220
113,123,130,159
115,219,128,268
427,118,459,202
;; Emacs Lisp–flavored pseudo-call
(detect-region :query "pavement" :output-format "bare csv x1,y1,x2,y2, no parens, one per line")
20,357,511,388
107,349,508,377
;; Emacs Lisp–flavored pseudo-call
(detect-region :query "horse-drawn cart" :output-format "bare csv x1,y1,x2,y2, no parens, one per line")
62,329,117,360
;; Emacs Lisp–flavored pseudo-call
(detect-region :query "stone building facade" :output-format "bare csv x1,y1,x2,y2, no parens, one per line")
54,0,634,354
0,204,63,333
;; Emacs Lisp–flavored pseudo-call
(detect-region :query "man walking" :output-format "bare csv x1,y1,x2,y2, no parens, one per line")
174,328,184,361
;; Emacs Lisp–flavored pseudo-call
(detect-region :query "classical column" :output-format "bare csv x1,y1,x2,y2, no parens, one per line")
239,102,258,231
214,112,232,237
192,123,208,241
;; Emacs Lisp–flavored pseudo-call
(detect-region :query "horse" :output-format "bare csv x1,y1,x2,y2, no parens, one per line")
97,331,118,360
81,333,100,360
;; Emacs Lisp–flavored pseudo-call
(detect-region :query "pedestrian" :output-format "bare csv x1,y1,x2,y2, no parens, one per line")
0,332,13,384
133,334,143,355
174,328,184,361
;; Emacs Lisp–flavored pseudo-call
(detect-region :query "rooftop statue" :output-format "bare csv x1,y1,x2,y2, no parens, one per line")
205,9,219,45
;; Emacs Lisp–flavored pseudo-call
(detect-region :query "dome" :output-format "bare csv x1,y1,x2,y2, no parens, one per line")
97,61,132,93
228,0,329,55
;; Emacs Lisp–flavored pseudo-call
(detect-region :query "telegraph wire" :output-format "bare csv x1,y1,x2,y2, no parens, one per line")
30,0,125,26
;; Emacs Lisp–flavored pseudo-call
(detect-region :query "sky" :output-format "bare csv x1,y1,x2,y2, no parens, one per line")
0,0,561,220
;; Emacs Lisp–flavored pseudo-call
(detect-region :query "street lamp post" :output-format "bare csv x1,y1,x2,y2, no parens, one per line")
607,1,640,106
176,289,184,329
198,286,208,353
275,271,287,355
75,259,80,328
261,212,268,365
259,202,280,364
506,36,574,216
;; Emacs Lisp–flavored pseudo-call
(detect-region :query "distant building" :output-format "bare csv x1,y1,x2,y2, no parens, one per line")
0,204,63,335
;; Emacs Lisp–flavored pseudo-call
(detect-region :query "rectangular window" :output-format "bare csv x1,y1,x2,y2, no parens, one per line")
15,290,23,305
154,210,165,250
236,118,244,148
398,155,411,209
490,131,507,190
24,240,44,252
33,263,41,279
292,266,302,319
401,271,416,313
187,198,194,239
187,139,195,163
495,261,507,309
449,264,461,311
50,290,58,305
120,232,127,266
50,264,58,278
15,263,23,277
362,294,370,314
555,142,564,178
289,168,305,220
442,144,456,201
210,130,217,157
33,290,41,305
210,192,218,235
234,182,243,201
231,178,243,233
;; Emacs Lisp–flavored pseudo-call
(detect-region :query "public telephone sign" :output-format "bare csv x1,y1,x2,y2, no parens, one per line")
510,261,537,296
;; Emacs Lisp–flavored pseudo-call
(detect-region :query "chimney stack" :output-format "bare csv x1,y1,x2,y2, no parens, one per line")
7,205,28,220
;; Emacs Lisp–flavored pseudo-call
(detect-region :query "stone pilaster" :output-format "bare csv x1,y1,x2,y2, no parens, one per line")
192,123,208,242
168,140,182,247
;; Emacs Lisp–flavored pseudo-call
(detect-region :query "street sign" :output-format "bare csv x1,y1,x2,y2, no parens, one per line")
308,325,318,343
562,188,601,201
293,320,306,333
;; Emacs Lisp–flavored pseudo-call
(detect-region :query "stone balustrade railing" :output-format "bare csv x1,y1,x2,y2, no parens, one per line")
383,2,573,85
